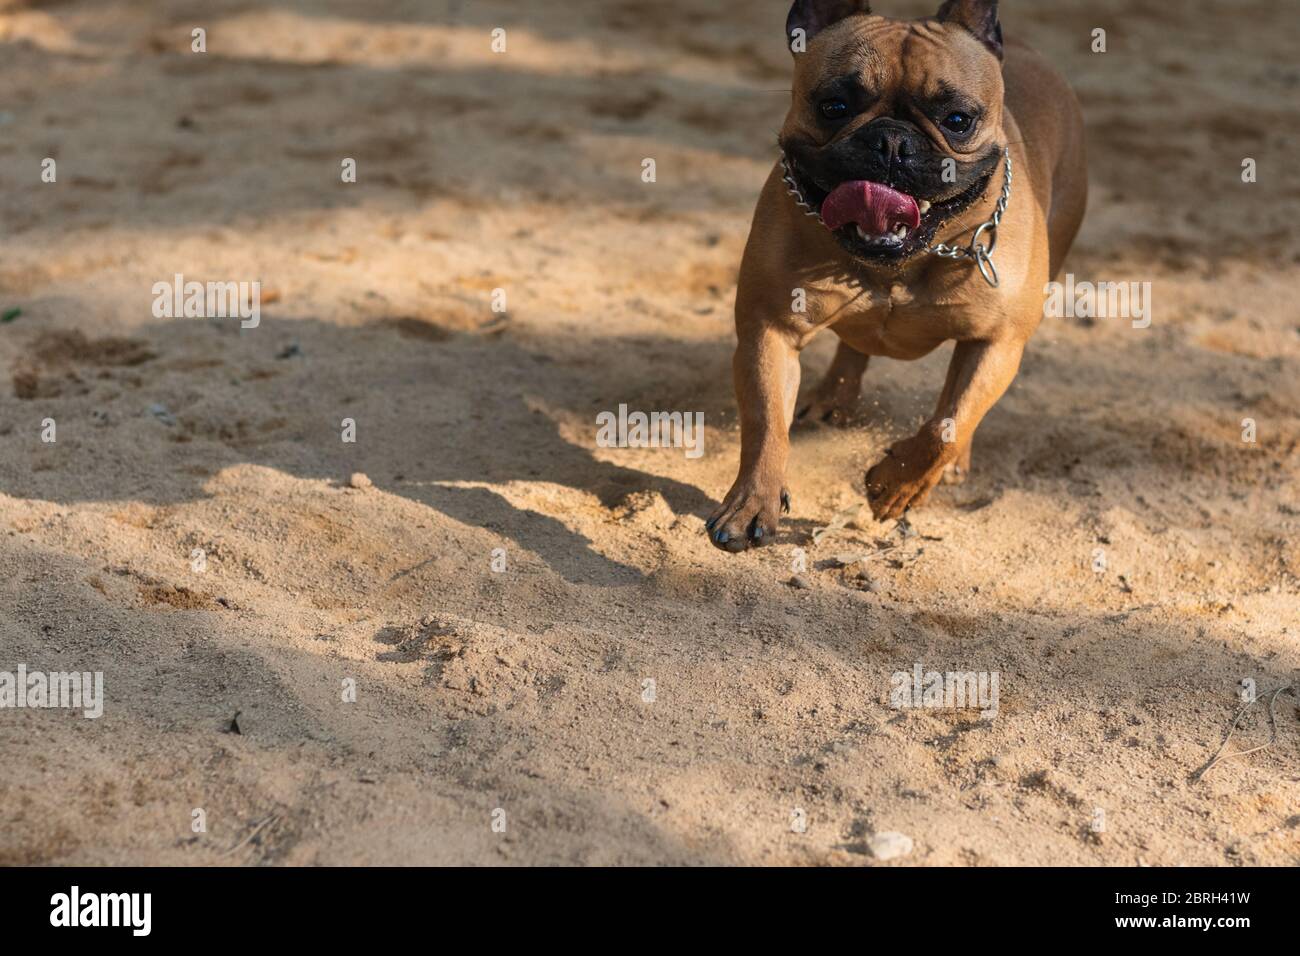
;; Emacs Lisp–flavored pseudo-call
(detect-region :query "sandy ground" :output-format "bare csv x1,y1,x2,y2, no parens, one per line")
1,0,1298,866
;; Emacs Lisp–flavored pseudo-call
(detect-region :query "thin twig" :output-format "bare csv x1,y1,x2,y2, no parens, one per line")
1191,685,1295,783
222,813,279,857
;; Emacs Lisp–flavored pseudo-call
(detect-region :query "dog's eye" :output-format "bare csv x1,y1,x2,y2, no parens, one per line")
941,111,974,134
819,98,849,120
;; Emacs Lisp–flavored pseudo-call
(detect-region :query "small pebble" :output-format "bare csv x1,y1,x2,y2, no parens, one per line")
147,403,176,427
347,472,372,489
856,570,883,593
788,574,811,590
867,831,913,861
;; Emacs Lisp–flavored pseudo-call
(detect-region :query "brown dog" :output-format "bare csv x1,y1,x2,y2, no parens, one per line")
706,0,1086,552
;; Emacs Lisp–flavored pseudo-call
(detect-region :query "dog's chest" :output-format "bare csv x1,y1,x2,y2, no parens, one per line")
821,281,972,360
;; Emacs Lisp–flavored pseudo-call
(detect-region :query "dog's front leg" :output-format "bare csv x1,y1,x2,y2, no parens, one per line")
865,337,1024,521
706,324,800,552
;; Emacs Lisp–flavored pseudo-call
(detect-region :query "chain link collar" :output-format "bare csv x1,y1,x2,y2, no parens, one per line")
779,146,1013,288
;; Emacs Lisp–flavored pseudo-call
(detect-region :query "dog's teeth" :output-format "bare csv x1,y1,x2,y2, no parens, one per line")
856,225,869,239
919,200,932,214
895,226,908,239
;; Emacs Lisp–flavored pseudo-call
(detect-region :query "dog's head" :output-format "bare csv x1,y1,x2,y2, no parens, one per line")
779,0,1007,264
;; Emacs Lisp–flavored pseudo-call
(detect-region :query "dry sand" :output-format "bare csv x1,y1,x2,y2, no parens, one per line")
0,0,1297,865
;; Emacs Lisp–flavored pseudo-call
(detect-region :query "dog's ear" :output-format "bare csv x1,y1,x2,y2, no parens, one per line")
936,0,1003,60
786,0,871,52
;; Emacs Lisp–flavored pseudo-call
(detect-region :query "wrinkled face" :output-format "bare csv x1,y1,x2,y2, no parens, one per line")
779,15,1005,264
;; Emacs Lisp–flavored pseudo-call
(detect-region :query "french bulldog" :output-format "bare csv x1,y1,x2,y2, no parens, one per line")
706,0,1087,552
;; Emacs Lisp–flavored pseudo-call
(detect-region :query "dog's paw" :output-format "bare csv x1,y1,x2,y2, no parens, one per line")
795,376,863,429
940,446,973,485
864,435,950,522
795,394,854,428
705,482,789,553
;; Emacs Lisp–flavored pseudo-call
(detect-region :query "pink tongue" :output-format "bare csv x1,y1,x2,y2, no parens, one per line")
821,180,921,235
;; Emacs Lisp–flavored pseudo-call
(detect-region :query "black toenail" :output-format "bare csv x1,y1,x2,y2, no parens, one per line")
714,529,730,545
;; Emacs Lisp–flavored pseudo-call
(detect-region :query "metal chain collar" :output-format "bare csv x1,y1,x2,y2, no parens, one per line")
779,146,1013,288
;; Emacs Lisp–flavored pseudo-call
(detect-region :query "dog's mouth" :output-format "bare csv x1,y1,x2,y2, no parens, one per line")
787,162,993,263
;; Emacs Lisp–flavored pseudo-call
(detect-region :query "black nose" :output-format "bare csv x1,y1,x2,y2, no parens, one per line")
861,121,922,167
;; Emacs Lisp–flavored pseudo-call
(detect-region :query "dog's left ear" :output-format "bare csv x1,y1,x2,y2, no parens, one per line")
786,0,871,52
936,0,1003,60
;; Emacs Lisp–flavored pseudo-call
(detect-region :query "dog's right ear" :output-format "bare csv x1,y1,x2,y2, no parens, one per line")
786,0,871,53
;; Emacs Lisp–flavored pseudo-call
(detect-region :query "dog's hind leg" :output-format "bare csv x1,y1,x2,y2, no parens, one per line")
795,340,869,427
